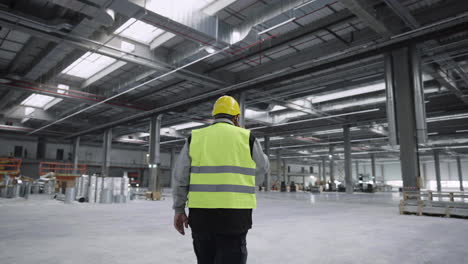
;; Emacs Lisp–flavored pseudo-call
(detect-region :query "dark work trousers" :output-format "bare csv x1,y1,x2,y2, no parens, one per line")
192,231,248,264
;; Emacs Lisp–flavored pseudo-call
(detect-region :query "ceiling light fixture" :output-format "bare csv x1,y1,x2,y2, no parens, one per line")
427,113,468,123
160,139,186,145
294,0,318,10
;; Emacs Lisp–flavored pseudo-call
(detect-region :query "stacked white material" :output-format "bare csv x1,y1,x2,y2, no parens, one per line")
80,175,89,198
101,178,112,203
112,177,121,197
96,177,103,204
88,175,97,203
73,176,130,203
75,177,82,198
44,180,55,194
122,176,129,200
103,177,112,192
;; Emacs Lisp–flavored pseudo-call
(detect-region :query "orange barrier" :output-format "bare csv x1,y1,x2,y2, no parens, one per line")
39,162,86,188
0,158,22,180
39,162,86,176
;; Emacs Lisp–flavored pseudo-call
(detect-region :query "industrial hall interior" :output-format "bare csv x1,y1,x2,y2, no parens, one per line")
0,0,467,263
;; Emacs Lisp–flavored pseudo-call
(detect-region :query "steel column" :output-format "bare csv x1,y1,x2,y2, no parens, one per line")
318,163,322,185
386,46,421,191
36,137,47,160
380,164,385,183
411,46,428,144
344,125,353,193
355,160,360,179
101,129,112,177
149,115,163,193
329,145,335,189
276,150,281,184
239,92,246,127
263,136,271,191
282,159,287,183
72,137,80,174
456,156,464,191
384,54,398,147
433,150,441,192
422,162,427,189
321,157,327,183
371,154,376,184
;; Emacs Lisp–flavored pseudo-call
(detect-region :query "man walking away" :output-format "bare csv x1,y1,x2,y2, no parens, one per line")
172,95,269,264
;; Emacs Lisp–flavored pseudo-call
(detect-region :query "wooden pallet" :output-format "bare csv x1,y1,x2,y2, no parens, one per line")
145,191,162,201
400,191,468,218
403,191,468,201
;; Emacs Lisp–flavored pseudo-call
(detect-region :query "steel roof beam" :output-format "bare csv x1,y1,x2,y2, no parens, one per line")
341,0,394,37
237,28,378,82
63,13,468,139
430,65,468,104
383,0,468,105
0,9,225,89
209,9,354,71
0,90,17,110
0,81,143,112
47,0,114,26
109,0,307,46
117,8,354,105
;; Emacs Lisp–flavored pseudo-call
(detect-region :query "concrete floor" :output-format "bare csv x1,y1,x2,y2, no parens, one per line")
1,192,467,264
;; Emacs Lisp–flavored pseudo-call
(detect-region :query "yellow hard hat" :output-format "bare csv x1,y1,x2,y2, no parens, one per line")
212,95,240,116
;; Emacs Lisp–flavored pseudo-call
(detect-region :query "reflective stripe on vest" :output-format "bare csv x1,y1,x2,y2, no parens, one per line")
191,166,256,176
189,184,256,194
188,123,256,209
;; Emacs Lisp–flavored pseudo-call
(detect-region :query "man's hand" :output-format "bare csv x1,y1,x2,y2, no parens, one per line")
174,213,189,235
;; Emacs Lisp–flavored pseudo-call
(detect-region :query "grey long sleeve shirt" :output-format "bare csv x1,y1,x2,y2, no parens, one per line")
172,119,270,214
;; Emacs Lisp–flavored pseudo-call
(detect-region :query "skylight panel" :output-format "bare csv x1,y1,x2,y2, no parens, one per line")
61,52,116,79
146,0,217,16
115,18,164,44
21,94,56,108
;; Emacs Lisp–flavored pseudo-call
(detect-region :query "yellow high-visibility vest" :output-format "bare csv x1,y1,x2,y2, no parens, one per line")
188,122,256,209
